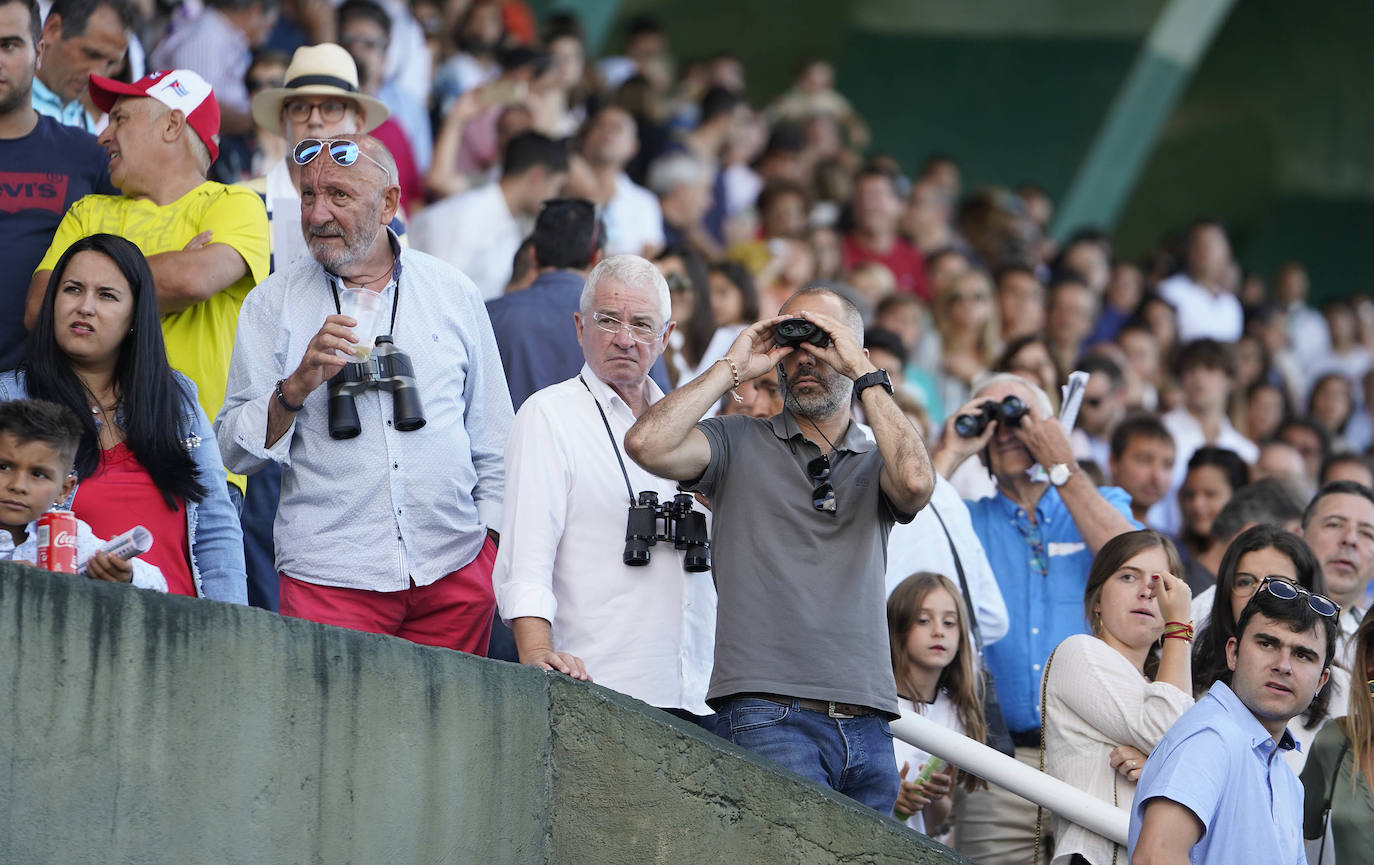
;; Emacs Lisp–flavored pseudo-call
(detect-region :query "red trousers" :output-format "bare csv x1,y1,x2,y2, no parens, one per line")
279,537,497,654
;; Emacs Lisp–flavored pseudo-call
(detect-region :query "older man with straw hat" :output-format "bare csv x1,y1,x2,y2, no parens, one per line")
246,42,390,273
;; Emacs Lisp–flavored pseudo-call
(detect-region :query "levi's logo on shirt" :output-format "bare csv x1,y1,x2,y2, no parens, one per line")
0,172,69,214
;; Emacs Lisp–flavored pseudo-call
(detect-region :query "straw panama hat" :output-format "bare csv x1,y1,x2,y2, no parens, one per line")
251,43,390,136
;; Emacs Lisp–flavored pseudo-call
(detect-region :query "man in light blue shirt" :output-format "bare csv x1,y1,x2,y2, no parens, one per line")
1129,583,1337,865
931,372,1138,865
32,0,131,133
216,134,513,654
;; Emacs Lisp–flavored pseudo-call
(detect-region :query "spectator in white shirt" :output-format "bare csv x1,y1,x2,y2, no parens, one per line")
1152,339,1258,536
410,130,568,299
1156,219,1244,344
569,105,664,258
492,254,717,722
1274,260,1330,363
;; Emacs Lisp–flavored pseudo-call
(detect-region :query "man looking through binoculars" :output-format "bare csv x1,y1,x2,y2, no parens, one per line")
492,254,718,724
216,133,513,652
625,285,935,811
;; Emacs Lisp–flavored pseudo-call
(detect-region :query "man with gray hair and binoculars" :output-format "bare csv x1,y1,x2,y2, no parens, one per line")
493,253,718,725
216,133,513,652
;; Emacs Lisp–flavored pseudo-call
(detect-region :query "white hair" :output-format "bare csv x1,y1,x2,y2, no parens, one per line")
971,372,1055,418
580,254,671,322
645,151,710,197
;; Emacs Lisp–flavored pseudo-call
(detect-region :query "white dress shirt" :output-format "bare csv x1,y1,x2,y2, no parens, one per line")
886,473,1009,647
602,173,666,256
1148,408,1259,537
409,183,525,300
492,367,716,714
215,241,513,591
1157,273,1244,343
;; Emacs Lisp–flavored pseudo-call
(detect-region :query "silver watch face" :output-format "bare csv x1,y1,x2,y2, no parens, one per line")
1049,463,1071,486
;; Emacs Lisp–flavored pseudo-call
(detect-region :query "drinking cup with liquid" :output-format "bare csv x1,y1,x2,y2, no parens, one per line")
338,288,384,360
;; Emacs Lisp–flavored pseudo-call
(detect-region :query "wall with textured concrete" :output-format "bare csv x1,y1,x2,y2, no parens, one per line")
0,562,965,864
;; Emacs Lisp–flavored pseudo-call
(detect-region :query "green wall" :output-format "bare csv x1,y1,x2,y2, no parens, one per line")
0,562,967,864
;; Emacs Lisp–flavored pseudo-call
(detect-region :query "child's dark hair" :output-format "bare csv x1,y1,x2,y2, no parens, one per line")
0,399,84,468
887,571,987,792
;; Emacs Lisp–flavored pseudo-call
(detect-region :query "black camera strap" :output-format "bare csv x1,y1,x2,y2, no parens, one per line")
580,376,637,507
327,247,403,336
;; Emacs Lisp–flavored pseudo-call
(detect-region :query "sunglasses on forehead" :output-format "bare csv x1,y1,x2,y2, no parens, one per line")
1258,576,1340,618
292,138,389,173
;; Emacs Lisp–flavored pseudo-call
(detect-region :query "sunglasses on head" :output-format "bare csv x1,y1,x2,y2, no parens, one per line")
1259,576,1340,618
292,138,389,174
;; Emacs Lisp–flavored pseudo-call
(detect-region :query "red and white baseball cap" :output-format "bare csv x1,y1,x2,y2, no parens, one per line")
89,69,222,164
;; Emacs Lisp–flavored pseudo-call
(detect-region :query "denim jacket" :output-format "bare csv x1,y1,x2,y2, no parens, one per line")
0,370,248,603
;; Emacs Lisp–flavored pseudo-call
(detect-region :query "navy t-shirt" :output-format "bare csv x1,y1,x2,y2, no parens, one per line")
0,115,115,371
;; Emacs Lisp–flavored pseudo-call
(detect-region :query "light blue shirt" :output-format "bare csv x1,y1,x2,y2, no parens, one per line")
31,76,97,133
215,233,513,592
1128,680,1306,865
965,484,1137,732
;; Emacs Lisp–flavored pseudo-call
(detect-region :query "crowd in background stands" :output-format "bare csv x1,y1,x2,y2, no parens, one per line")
3,1,1374,863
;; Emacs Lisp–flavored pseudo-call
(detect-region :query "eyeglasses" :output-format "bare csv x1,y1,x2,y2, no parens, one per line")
285,100,351,123
292,138,388,174
1258,576,1340,618
808,454,836,513
590,312,663,344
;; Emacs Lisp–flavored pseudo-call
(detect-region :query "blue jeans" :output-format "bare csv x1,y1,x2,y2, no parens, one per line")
715,696,899,813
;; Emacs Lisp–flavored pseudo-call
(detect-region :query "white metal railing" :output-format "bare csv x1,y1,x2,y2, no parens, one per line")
890,710,1130,846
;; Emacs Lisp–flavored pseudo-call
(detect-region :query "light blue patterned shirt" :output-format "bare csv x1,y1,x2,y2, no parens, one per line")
31,76,97,133
214,232,514,591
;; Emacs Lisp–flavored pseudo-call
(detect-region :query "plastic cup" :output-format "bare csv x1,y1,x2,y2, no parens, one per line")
338,288,384,359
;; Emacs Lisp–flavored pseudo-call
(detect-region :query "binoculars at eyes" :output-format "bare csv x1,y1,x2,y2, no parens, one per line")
774,318,832,349
624,491,711,573
954,395,1029,438
328,336,426,439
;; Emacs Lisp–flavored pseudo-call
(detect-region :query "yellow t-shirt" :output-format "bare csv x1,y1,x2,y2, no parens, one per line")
37,182,270,493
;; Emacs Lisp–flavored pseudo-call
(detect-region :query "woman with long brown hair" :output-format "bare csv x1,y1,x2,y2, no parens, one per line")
1042,530,1194,865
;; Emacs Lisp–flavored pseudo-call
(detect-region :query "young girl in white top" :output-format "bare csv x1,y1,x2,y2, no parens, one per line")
1042,530,1195,865
886,571,987,835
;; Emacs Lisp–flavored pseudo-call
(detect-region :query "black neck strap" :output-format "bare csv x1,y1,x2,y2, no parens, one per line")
327,234,403,335
580,376,637,507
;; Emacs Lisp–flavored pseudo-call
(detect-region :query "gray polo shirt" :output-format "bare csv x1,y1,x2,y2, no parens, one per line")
685,411,911,715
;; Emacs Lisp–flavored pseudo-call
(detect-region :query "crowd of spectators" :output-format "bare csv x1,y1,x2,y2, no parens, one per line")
2,1,1374,863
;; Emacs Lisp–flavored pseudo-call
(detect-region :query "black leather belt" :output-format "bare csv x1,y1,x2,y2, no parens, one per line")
734,692,882,719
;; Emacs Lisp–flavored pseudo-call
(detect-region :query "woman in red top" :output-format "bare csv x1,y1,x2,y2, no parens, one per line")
2,234,246,602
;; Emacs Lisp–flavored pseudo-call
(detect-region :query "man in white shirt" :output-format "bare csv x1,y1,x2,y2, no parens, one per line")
1152,339,1258,535
216,134,513,653
410,130,568,299
1274,260,1329,363
1300,481,1374,669
1156,220,1243,343
492,254,716,721
574,105,664,258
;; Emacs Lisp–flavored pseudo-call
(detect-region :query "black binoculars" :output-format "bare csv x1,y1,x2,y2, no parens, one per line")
954,395,1029,438
624,491,711,572
773,318,831,349
328,336,426,439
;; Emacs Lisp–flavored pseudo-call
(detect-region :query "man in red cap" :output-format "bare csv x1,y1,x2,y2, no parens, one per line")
26,68,270,509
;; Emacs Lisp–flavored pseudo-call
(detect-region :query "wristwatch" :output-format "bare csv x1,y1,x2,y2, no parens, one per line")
853,368,894,399
1048,463,1072,487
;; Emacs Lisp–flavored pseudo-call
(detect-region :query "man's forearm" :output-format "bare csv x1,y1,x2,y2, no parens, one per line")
510,617,555,664
1058,473,1135,553
265,375,307,449
625,360,731,476
148,246,248,314
862,386,934,513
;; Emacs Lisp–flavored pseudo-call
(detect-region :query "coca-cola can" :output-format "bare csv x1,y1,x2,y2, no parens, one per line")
36,510,78,574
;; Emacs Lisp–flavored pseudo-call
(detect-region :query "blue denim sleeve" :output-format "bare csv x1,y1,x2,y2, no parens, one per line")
182,379,248,604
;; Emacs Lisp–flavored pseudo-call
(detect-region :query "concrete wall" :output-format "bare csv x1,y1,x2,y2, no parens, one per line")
0,562,967,864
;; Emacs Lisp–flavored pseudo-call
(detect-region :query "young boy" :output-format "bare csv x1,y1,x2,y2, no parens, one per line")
0,399,166,591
